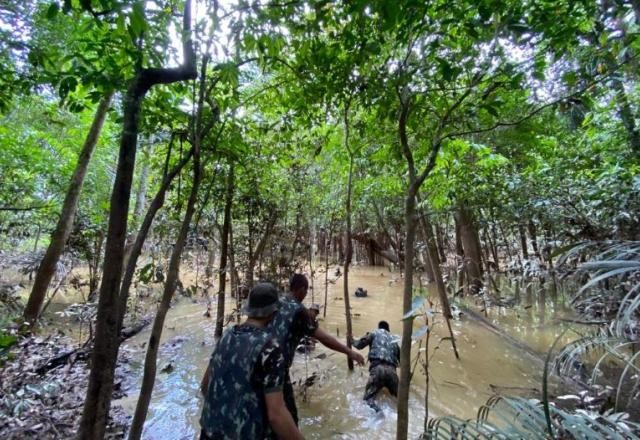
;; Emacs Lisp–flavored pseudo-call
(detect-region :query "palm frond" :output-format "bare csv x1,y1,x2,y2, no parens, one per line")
425,396,640,439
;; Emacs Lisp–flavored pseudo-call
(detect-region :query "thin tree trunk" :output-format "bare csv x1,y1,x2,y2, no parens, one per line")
419,225,435,282
455,206,483,294
116,147,194,332
214,164,234,338
519,223,529,260
128,152,201,440
132,143,151,223
78,4,196,437
24,92,113,323
528,220,540,258
488,218,500,269
228,223,239,307
342,101,355,371
308,230,314,302
435,223,447,263
205,236,216,304
88,231,104,300
418,206,459,359
33,224,41,252
323,215,335,319
247,210,278,288
397,183,418,439
499,222,513,261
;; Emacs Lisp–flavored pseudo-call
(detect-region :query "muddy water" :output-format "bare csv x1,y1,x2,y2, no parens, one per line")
116,266,569,439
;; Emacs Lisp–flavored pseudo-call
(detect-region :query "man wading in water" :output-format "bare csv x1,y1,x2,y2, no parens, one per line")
269,274,365,424
353,320,400,412
199,283,303,439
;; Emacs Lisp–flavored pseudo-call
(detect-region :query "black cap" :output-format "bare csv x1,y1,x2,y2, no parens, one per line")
241,283,279,318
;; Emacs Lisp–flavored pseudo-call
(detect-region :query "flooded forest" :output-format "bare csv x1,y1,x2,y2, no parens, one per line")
1,1,640,439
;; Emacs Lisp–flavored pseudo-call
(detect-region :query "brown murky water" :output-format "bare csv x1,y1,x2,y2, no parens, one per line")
115,266,574,439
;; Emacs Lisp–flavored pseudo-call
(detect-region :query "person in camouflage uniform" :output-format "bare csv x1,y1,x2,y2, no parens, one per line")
199,283,303,440
353,320,400,411
268,274,365,424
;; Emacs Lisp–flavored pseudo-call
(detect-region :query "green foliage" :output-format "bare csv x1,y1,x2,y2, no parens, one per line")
426,395,640,439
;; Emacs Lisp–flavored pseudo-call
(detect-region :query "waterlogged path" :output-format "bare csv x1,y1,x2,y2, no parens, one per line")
115,266,574,439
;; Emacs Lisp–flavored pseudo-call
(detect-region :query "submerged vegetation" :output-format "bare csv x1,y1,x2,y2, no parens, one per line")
1,0,640,438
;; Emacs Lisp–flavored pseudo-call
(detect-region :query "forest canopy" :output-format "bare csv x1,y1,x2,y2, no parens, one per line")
1,1,640,439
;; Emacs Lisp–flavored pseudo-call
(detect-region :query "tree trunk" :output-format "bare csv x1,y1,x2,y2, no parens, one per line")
397,183,418,440
228,222,239,307
342,102,355,371
455,206,483,294
132,143,151,223
215,164,234,338
205,236,216,302
246,209,278,288
518,223,529,260
116,147,194,332
77,87,145,440
488,217,500,269
128,153,201,440
323,216,335,319
418,225,435,282
24,92,113,324
418,206,459,359
87,230,105,301
528,220,540,258
455,220,466,295
78,4,196,437
435,224,446,263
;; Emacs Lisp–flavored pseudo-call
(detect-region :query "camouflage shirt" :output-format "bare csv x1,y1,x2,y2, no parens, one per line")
267,295,318,369
200,324,285,439
353,328,400,369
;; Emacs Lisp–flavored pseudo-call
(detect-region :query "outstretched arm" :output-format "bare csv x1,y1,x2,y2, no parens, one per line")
265,391,305,440
314,327,365,365
352,332,372,350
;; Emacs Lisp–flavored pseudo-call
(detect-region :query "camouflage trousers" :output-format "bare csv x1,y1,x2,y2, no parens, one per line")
363,363,398,411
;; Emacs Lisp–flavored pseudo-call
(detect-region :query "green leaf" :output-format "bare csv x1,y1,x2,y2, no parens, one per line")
402,296,425,321
0,333,17,349
437,58,454,81
46,2,60,20
481,103,499,117
218,62,240,87
130,1,146,38
562,71,578,87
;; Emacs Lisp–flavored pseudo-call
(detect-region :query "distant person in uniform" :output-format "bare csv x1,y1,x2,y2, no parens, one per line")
353,320,400,411
199,283,303,440
269,274,365,424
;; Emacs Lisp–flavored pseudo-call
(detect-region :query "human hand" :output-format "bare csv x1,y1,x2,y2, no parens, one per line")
349,350,365,366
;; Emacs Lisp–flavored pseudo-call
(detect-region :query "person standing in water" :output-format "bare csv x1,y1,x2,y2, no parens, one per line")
269,273,365,424
199,283,303,439
353,320,400,411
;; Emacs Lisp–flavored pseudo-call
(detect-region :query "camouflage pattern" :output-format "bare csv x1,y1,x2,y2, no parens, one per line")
268,296,318,368
363,363,399,402
267,295,318,424
353,328,400,369
200,324,285,440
